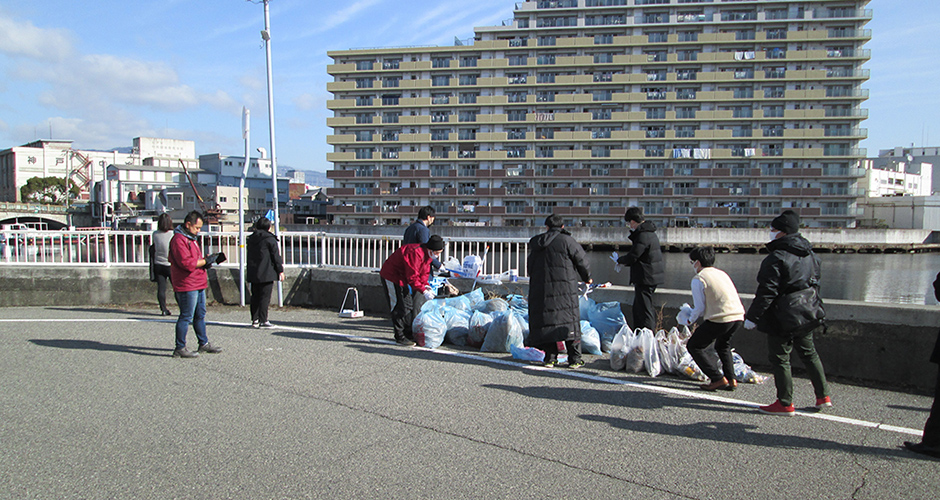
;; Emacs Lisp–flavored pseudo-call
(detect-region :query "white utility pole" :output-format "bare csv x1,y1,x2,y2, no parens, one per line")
261,0,283,307
239,107,250,307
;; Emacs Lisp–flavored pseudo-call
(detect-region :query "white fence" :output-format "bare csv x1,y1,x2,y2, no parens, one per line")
0,229,530,276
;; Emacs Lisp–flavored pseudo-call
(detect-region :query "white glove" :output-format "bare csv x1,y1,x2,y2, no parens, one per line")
743,319,756,330
422,288,436,301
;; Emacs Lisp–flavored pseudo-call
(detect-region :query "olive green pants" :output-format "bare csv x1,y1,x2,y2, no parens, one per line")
767,327,829,407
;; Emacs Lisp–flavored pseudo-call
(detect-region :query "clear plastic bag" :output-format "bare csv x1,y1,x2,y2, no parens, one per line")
413,309,447,349
510,344,545,362
638,328,662,377
481,310,525,353
580,320,602,355
467,310,493,348
442,306,471,347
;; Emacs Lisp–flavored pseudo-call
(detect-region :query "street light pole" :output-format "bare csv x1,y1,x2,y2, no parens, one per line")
260,0,283,307
240,107,250,307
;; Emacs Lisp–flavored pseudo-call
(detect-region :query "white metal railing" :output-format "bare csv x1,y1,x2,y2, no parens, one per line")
0,230,531,277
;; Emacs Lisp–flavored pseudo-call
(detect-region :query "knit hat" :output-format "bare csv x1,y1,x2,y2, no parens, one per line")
771,210,800,234
424,234,445,251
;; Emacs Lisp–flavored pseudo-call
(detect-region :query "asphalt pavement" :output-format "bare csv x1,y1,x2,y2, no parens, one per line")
0,304,937,499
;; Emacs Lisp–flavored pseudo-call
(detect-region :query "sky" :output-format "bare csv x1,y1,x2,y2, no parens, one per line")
0,0,937,174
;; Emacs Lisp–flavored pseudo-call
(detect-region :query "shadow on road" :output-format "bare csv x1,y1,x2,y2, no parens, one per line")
28,339,173,357
579,413,930,461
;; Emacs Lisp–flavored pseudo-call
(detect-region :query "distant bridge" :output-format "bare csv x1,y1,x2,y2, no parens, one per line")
0,202,70,229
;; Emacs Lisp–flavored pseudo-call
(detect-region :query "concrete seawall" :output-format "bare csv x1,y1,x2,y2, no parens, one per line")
1,265,937,392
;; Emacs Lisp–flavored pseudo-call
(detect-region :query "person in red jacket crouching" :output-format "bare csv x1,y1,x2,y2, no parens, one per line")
379,234,445,346
169,211,224,358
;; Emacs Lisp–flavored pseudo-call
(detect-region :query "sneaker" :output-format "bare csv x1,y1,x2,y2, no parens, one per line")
172,348,198,358
251,320,260,329
815,396,833,409
758,400,795,416
543,358,557,368
259,322,275,329
567,360,585,369
197,343,222,354
395,338,416,346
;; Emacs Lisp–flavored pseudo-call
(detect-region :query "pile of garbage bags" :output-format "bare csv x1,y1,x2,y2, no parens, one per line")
412,288,765,385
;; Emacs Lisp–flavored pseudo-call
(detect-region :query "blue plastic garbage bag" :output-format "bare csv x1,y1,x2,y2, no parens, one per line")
444,294,472,311
510,344,545,362
442,306,471,346
465,288,485,308
506,294,528,311
579,295,595,322
468,310,493,348
475,297,509,314
588,301,627,352
481,310,525,353
413,309,447,349
579,320,602,355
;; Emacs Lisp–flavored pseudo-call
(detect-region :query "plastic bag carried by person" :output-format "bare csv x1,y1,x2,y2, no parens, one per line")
676,302,693,326
475,297,509,314
731,351,766,384
588,301,627,352
637,328,662,377
580,320,602,355
609,324,634,371
510,344,545,362
579,295,595,322
468,311,493,348
413,309,447,349
442,306,471,347
481,310,525,353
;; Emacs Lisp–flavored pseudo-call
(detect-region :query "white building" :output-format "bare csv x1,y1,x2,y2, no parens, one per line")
873,146,940,194
0,140,131,202
862,158,932,197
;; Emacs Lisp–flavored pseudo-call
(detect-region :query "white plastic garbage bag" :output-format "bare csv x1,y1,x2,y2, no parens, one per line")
609,324,633,371
638,328,662,377
413,309,447,349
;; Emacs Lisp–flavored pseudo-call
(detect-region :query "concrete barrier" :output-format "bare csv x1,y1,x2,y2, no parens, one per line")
0,265,937,392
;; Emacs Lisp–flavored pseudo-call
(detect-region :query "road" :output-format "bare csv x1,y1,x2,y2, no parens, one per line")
0,305,936,499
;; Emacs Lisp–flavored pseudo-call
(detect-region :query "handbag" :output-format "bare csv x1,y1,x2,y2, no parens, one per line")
770,285,825,336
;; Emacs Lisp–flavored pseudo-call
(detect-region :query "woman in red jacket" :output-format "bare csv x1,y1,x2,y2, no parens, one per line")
379,235,444,345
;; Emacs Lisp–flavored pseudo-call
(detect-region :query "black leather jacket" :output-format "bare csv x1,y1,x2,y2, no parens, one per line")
745,233,824,336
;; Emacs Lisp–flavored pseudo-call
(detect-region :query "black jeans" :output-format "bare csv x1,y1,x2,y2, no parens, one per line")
687,320,741,382
250,281,275,323
381,277,424,342
632,284,657,331
153,264,171,313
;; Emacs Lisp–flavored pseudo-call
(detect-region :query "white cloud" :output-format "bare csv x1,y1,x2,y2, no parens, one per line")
288,0,383,40
292,92,318,111
0,14,73,61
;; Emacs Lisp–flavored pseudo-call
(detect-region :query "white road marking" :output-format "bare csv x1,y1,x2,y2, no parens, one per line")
6,316,925,436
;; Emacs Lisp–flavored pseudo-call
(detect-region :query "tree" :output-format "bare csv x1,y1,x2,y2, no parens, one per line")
20,176,79,205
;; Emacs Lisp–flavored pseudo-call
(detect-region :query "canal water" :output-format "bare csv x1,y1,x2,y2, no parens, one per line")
581,250,940,306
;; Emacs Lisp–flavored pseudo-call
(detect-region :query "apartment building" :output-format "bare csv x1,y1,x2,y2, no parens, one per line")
326,0,871,228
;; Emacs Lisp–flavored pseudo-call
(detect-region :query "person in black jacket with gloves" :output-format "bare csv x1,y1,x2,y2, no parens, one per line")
526,214,592,368
617,207,665,331
247,217,284,329
744,210,831,416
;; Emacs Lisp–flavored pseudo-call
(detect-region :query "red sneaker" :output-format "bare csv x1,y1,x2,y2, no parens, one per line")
758,400,795,416
815,396,832,409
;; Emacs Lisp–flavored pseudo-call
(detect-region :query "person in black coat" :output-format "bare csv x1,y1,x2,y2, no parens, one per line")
903,272,940,458
246,217,284,328
744,210,830,416
525,214,592,368
617,207,665,330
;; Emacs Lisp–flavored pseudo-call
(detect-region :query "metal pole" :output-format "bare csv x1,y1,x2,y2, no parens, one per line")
262,0,283,307
239,107,250,307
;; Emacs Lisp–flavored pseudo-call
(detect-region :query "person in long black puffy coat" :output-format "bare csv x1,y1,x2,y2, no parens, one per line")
246,217,284,328
903,272,940,458
525,214,591,368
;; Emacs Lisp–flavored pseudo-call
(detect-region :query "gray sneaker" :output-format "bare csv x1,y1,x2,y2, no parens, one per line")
198,343,222,354
173,348,199,358
259,322,276,329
